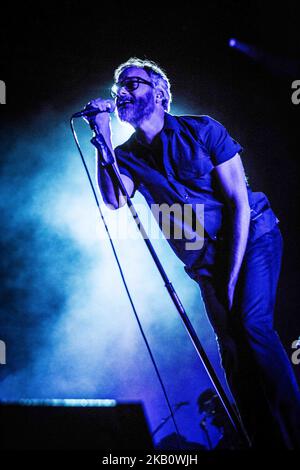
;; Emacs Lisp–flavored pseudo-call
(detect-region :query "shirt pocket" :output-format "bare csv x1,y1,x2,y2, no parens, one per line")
177,134,213,176
176,150,214,180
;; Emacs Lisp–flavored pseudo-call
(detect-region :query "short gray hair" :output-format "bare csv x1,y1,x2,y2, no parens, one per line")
114,57,172,112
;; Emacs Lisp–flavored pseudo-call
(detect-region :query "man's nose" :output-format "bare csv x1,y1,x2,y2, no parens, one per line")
119,86,130,97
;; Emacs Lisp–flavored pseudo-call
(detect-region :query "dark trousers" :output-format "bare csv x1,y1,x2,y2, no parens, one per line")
189,225,300,448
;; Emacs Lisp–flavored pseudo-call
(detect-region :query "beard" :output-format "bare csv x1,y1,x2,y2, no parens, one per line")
117,90,155,127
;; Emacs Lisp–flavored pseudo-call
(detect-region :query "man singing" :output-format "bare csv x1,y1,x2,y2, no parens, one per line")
85,57,300,448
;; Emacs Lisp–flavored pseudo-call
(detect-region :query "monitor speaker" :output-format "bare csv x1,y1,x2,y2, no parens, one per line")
0,399,153,450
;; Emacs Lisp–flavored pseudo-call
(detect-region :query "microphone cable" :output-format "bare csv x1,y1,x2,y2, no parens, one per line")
69,117,183,450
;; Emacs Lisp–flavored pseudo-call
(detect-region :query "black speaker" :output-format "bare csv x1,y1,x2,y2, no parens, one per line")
0,399,154,450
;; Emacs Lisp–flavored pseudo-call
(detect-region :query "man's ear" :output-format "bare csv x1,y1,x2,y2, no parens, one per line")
155,87,164,104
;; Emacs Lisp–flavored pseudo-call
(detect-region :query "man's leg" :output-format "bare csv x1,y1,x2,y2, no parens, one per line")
198,270,285,448
191,226,300,447
233,225,300,448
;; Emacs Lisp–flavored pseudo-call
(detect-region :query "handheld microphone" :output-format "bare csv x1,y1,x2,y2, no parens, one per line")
72,99,116,118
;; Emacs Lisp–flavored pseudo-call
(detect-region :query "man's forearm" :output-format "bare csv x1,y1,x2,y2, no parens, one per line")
213,153,251,308
227,204,251,286
96,151,125,209
85,100,134,209
94,127,129,209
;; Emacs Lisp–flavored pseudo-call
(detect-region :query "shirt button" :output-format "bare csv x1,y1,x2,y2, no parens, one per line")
184,194,189,200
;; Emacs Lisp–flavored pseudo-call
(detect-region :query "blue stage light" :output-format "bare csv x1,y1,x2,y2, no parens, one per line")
229,38,236,47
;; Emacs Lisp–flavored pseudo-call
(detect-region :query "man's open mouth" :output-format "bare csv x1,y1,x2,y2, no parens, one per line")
118,100,134,109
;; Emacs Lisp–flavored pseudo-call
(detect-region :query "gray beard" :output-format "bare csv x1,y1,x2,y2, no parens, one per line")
117,90,155,128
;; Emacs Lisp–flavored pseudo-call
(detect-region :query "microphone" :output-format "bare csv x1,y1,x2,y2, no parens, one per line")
72,99,116,118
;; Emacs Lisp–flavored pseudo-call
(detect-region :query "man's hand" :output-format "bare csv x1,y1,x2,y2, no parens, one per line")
83,98,113,137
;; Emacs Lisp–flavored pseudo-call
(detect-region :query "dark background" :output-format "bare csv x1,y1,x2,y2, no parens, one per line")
0,1,299,381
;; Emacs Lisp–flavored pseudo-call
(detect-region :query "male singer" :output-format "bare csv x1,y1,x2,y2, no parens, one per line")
85,57,300,448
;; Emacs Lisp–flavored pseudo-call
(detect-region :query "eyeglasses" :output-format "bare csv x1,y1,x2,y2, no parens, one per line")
111,77,154,99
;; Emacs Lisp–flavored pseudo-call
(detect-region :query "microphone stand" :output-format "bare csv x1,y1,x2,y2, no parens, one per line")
200,417,213,450
151,402,188,438
90,125,252,449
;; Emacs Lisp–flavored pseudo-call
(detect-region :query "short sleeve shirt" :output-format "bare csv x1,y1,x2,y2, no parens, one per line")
114,113,278,269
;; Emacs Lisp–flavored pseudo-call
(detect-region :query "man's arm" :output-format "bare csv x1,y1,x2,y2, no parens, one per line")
86,99,134,209
213,153,251,309
96,147,134,210
95,116,134,209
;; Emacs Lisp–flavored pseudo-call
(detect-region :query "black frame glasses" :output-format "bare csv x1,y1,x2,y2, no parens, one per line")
111,77,154,99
